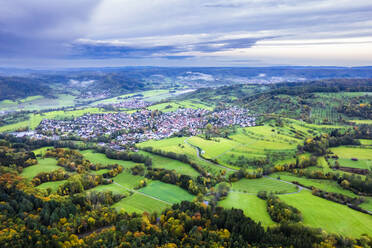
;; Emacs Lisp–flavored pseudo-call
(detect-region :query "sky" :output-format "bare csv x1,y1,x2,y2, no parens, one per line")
1,0,372,68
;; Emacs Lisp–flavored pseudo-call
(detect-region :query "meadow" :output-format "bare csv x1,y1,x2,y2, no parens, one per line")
230,177,298,194
0,107,112,132
138,181,195,204
278,190,372,237
218,193,275,227
138,150,199,177
271,172,357,197
36,180,67,192
21,158,62,179
330,146,372,169
80,150,138,168
137,137,226,175
112,193,170,213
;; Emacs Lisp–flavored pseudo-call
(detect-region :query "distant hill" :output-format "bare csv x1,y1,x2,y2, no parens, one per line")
1,66,372,101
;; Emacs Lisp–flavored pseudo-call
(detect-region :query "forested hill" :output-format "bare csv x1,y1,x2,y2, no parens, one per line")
0,76,52,101
1,66,372,101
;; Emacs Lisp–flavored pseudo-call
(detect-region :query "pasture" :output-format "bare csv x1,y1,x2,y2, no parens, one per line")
139,181,195,204
272,172,357,197
330,146,372,169
218,192,275,227
21,158,62,179
0,107,111,132
112,193,170,213
80,149,138,168
230,177,298,194
138,137,226,175
36,180,67,192
138,151,199,177
279,190,372,237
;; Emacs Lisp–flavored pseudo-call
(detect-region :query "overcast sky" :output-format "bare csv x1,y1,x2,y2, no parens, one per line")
1,0,372,68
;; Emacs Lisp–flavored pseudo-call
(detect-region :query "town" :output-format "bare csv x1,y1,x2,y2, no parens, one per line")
34,107,255,147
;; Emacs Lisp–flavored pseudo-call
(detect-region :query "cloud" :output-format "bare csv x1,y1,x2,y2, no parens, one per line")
71,36,273,59
0,0,101,58
1,0,372,66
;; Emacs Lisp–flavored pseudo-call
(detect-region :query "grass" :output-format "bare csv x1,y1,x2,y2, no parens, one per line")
36,180,67,192
230,177,298,194
218,192,275,227
112,170,146,189
359,197,372,212
330,146,372,169
0,107,112,132
271,172,357,197
90,169,110,175
80,150,137,168
138,151,199,177
112,193,169,213
147,99,214,112
279,190,372,237
187,136,240,159
350,120,372,124
137,137,227,175
21,158,62,179
139,181,195,204
360,139,372,146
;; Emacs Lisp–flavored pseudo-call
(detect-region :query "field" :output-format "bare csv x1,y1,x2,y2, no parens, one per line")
0,107,112,132
350,120,372,125
112,193,170,213
219,193,275,227
279,190,372,237
80,150,138,168
36,180,67,192
230,177,298,194
359,197,372,212
138,151,199,177
0,94,77,112
138,137,226,175
360,139,372,146
213,124,302,168
147,99,214,112
329,146,372,169
21,158,62,179
139,181,195,204
271,172,357,197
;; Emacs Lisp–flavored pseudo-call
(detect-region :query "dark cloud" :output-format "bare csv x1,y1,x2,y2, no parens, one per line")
0,0,102,58
71,37,273,59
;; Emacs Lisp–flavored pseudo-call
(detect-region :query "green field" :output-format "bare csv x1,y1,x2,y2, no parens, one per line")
138,151,199,177
230,177,298,194
360,139,372,146
112,193,170,213
80,150,137,168
359,197,372,212
36,180,67,192
272,172,357,197
139,181,195,204
330,146,372,169
147,99,214,112
350,120,372,125
279,190,372,237
188,136,240,159
21,158,62,179
138,137,226,175
219,192,275,227
0,107,112,132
